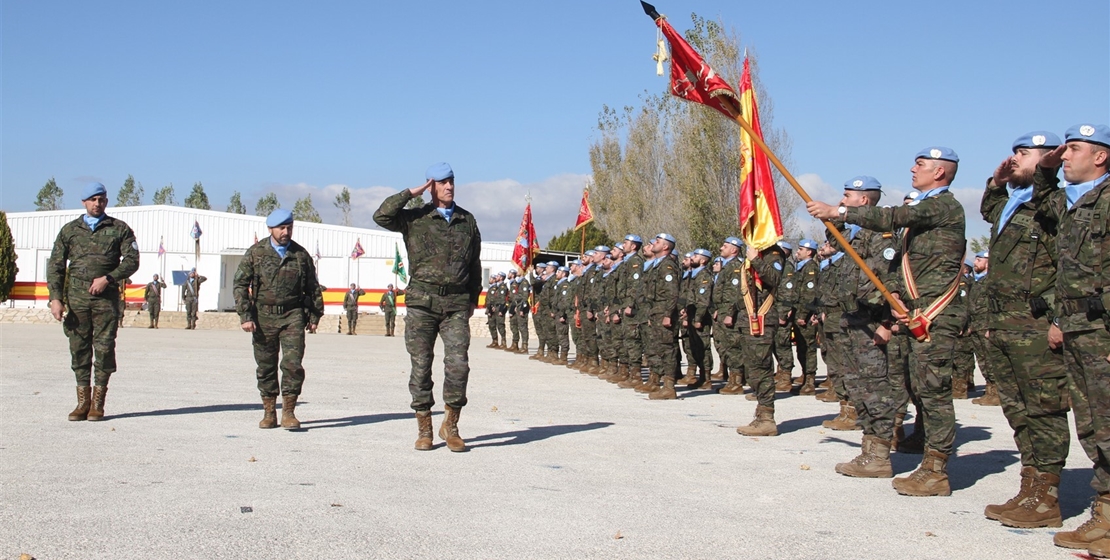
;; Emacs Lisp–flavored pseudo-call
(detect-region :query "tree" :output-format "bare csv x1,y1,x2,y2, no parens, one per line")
292,195,322,223
34,177,64,211
545,222,613,253
184,181,211,210
152,184,176,206
0,211,18,301
117,175,144,206
227,191,247,214
255,193,280,216
969,235,990,255
587,15,797,254
334,186,352,226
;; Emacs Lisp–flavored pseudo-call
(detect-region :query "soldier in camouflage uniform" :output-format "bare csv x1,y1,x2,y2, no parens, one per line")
48,183,140,422
182,268,206,329
492,273,509,348
505,270,522,352
772,242,797,392
616,237,650,389
681,249,715,389
809,147,967,497
816,242,855,427
951,263,976,398
977,131,1068,530
550,266,572,365
116,277,131,328
577,248,604,373
373,162,483,453
823,176,900,478
597,248,625,380
234,209,324,431
344,283,366,335
791,240,822,395
966,252,997,404
485,274,498,346
1034,125,1110,552
715,237,748,395
637,234,681,399
565,260,585,369
731,243,785,435
677,252,696,384
379,284,402,337
143,274,166,329
531,263,553,361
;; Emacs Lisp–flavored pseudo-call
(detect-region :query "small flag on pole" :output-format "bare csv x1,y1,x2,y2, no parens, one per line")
511,203,539,273
190,220,203,240
157,236,166,258
351,239,365,259
574,188,594,231
392,243,408,283
314,240,322,261
253,231,259,244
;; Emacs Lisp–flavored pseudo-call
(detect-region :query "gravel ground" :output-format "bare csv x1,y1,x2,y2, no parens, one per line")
0,323,1094,559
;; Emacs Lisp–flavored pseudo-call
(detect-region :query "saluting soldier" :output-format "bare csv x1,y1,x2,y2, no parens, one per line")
344,283,366,335
234,209,324,431
144,274,166,329
808,146,967,497
965,252,996,403
379,284,402,337
182,268,206,329
47,182,140,422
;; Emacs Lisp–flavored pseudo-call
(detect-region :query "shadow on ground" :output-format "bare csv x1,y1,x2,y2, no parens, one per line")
301,412,416,429
1060,467,1098,521
468,421,614,449
111,402,264,420
948,449,1020,491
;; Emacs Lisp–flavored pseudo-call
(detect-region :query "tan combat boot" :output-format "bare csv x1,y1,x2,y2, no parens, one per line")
892,412,907,448
68,386,91,421
439,404,467,452
635,372,661,394
973,382,1001,406
996,470,1062,528
718,370,744,395
1055,495,1110,549
952,376,968,399
985,466,1035,520
600,360,620,381
608,363,630,384
712,363,726,381
774,369,792,392
414,411,434,451
486,340,498,348
507,342,519,353
745,391,758,401
515,343,528,355
678,365,698,386
822,401,849,429
618,367,643,389
736,405,778,437
827,403,861,431
836,435,893,478
798,373,816,396
648,376,677,400
553,350,569,366
280,395,301,430
259,396,278,429
819,377,832,390
529,348,543,360
87,386,108,422
892,448,951,496
817,386,840,402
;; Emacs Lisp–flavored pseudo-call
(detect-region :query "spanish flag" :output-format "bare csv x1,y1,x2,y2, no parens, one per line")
737,57,783,250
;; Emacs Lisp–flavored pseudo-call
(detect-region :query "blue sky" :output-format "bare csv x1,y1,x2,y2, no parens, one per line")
3,0,1108,244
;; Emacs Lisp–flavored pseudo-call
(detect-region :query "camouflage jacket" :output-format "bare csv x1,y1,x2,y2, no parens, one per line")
982,171,1060,330
491,282,510,314
509,280,531,315
373,190,483,311
713,256,746,320
644,254,680,322
736,248,785,324
793,258,821,320
846,189,966,312
144,279,166,303
617,253,649,324
233,237,324,325
685,267,714,326
965,273,990,333
829,223,898,324
1041,173,1110,333
344,288,366,311
551,278,571,320
47,214,140,303
774,257,798,319
181,275,206,301
819,255,845,331
582,265,605,314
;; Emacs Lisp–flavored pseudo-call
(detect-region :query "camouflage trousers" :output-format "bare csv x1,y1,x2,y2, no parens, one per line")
822,322,848,400
794,320,820,376
554,317,570,355
64,292,120,387
598,318,617,362
907,311,961,455
580,316,599,362
842,318,897,440
644,321,679,380
773,316,795,374
486,311,498,341
714,318,743,379
535,312,551,353
493,312,507,343
383,309,396,333
889,331,914,414
405,305,470,412
346,309,359,331
683,322,714,373
986,327,1070,476
970,331,995,385
953,334,976,386
252,308,308,398
146,300,160,324
623,321,646,369
185,297,199,327
738,315,776,408
1061,327,1110,492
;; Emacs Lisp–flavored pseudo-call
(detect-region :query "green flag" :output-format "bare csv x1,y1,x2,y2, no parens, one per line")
392,243,408,283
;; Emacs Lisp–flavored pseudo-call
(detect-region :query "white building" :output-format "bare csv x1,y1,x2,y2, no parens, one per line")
7,205,515,314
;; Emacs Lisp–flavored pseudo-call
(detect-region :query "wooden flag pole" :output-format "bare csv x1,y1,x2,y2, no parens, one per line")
717,95,907,316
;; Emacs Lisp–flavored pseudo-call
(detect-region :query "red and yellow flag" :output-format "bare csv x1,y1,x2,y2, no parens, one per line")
573,188,594,231
648,6,738,119
511,203,539,273
737,57,783,251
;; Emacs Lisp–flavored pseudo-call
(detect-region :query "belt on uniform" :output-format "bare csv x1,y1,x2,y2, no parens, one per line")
408,280,469,296
1061,296,1102,317
257,302,302,314
987,297,1031,313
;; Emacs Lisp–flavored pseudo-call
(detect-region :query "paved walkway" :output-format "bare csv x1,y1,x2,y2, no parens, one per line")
0,324,1091,558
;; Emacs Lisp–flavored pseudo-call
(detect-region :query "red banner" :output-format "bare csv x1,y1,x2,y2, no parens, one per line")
654,16,739,120
574,188,594,231
511,203,539,273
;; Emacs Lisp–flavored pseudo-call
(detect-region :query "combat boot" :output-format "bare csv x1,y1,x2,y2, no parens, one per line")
985,466,1036,520
995,469,1062,528
590,358,606,376
529,348,542,360
649,376,677,400
822,401,849,429
798,373,816,396
712,363,726,381
507,342,520,353
553,350,568,366
68,386,91,421
678,365,698,386
973,382,1001,406
693,369,713,390
414,411,433,451
836,435,893,478
819,377,832,390
774,369,792,392
635,372,661,394
486,340,498,348
608,363,630,384
618,367,643,389
817,386,839,402
515,343,528,355
892,448,951,496
439,404,467,452
280,394,301,430
736,405,778,437
893,412,907,448
1056,495,1110,549
87,386,108,422
601,360,621,381
718,371,744,395
745,391,758,401
826,403,861,431
259,396,278,429
952,376,968,399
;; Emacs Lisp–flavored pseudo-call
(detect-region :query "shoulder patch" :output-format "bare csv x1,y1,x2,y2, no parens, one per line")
633,273,640,280
732,278,740,285
665,274,673,282
131,241,139,251
773,262,783,271
806,281,815,289
882,248,896,261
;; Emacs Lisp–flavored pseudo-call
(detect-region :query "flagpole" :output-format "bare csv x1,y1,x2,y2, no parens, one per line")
715,94,907,316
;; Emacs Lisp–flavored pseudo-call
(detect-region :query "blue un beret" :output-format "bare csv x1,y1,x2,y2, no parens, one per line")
81,182,107,201
584,250,597,257
425,162,455,181
844,175,882,192
624,234,643,244
693,248,712,259
266,208,294,228
594,245,611,253
569,259,581,265
778,241,793,251
724,236,743,248
546,261,559,267
799,239,819,250
1065,124,1110,149
558,266,568,272
1012,131,1062,152
975,250,989,259
655,233,676,244
915,146,960,163
684,252,694,258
